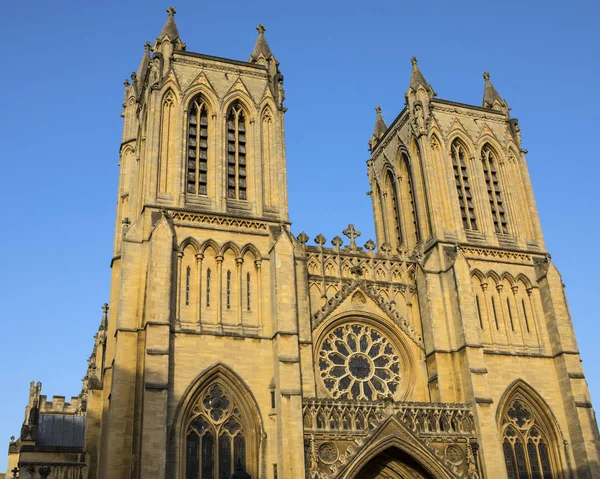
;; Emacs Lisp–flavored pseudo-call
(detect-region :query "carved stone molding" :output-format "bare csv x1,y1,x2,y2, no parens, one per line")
170,211,269,232
459,246,533,264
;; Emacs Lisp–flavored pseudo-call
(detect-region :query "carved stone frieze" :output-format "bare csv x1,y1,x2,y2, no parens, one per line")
170,210,269,232
459,246,532,264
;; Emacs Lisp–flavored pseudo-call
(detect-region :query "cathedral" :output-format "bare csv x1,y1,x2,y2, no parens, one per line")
4,7,600,479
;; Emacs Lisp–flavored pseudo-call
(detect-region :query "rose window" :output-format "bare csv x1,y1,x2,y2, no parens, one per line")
318,323,401,400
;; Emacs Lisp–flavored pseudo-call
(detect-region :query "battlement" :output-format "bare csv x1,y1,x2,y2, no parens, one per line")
38,395,80,414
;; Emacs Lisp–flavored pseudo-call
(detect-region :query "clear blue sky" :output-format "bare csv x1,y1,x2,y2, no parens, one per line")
1,0,598,471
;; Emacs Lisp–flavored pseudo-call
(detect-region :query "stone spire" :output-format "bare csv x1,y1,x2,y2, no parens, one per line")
249,24,274,63
409,57,434,96
482,72,508,113
369,106,388,151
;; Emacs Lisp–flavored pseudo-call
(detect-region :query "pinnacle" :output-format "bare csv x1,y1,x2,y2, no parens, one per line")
409,56,430,91
158,6,181,41
373,106,388,139
482,71,508,111
250,24,273,62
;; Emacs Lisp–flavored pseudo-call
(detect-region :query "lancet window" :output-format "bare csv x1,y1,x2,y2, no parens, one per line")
481,145,508,234
187,97,209,196
227,102,247,200
501,396,557,479
451,140,477,230
226,271,231,310
246,273,251,311
206,269,211,308
385,170,402,247
185,384,247,479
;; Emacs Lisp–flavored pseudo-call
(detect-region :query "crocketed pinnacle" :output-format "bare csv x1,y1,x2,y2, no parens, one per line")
373,106,388,139
250,24,273,62
137,42,152,81
159,6,181,41
409,56,430,91
482,72,507,110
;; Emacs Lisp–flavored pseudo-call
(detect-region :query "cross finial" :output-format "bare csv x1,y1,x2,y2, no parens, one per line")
411,56,418,66
483,71,490,81
342,224,361,250
166,6,176,16
256,24,266,34
102,303,109,314
144,41,152,52
375,105,382,114
11,467,18,478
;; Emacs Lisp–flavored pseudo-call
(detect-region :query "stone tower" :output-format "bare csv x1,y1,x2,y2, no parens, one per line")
5,8,600,479
99,8,304,479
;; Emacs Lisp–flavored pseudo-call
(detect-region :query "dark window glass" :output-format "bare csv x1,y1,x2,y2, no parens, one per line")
492,296,499,330
234,435,246,471
186,432,200,479
476,295,483,328
522,299,530,332
206,269,211,307
201,432,214,479
218,434,231,479
528,440,542,479
186,266,191,306
507,297,515,331
539,440,553,479
226,271,231,310
503,439,517,479
246,272,251,311
515,440,528,479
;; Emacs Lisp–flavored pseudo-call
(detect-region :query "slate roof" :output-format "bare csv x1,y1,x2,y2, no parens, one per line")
37,414,85,448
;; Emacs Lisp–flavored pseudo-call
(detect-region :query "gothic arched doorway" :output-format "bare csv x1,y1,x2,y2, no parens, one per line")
355,447,435,479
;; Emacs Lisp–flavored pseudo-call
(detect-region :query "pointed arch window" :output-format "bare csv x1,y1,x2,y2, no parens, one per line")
227,102,247,200
385,170,402,247
187,97,209,196
481,145,508,234
185,384,248,479
501,396,558,479
451,140,477,230
399,154,420,247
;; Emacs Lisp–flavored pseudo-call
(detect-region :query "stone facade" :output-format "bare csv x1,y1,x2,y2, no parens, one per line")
4,7,600,479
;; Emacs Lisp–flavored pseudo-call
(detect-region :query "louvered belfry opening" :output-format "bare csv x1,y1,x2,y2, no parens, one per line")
227,102,247,200
481,145,508,234
187,97,209,196
451,140,477,231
